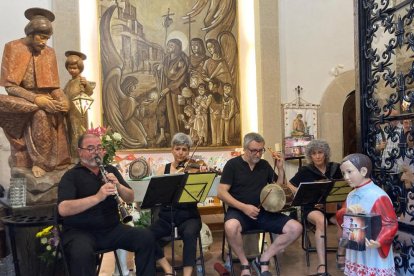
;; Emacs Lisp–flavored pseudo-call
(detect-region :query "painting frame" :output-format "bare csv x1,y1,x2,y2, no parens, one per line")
282,101,319,158
97,0,241,151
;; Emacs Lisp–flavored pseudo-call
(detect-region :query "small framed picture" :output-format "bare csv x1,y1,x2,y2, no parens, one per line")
282,103,319,157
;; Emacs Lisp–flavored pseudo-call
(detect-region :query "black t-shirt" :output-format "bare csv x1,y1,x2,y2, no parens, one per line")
220,156,278,206
58,163,131,231
289,162,342,187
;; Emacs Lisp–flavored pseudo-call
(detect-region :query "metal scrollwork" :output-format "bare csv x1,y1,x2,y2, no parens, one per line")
359,0,414,274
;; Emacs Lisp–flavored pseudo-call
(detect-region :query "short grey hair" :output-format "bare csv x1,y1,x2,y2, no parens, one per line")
171,132,193,148
243,132,265,149
305,139,331,164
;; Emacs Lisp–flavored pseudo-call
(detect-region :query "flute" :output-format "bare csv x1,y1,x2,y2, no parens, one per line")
95,156,132,223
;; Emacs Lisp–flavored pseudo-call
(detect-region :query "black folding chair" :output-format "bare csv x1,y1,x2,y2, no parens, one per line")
52,207,123,276
221,204,280,276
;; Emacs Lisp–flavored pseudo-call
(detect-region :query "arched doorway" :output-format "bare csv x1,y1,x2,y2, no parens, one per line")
342,91,356,156
319,70,355,162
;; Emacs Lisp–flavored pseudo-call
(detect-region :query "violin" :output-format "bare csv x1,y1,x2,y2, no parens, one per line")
176,159,206,173
173,140,222,174
175,158,222,174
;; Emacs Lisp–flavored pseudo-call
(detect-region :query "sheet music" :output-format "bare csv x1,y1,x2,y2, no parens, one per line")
178,172,217,203
325,180,352,203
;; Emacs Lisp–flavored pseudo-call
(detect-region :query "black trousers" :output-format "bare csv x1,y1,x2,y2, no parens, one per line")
149,217,201,267
62,223,156,276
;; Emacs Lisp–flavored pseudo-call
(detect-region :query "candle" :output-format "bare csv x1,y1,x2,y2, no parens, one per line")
275,143,281,152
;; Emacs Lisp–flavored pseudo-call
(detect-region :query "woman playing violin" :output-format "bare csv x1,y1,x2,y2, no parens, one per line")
150,132,207,276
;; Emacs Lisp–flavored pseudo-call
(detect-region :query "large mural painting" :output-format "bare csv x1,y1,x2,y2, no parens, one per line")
98,0,240,149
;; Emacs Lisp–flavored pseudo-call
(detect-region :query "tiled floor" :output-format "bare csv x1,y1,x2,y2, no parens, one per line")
99,224,344,276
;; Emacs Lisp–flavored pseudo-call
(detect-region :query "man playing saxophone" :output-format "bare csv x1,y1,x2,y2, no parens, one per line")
57,133,156,276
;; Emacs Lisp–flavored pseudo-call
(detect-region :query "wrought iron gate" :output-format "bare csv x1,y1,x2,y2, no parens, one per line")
358,0,414,274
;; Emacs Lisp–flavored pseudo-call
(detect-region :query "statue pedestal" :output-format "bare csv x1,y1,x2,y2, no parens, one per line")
1,167,73,275
11,166,72,206
2,204,65,276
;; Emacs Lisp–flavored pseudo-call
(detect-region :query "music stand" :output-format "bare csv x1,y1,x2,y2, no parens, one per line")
291,180,334,276
291,180,334,207
140,174,187,209
325,180,352,204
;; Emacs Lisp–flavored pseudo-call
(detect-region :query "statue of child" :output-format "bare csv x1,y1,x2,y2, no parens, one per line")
63,51,95,159
337,153,398,275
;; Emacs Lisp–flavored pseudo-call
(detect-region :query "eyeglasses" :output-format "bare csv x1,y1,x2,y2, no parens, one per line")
247,148,266,155
79,145,104,153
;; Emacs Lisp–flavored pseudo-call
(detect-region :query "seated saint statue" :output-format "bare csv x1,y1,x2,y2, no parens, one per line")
0,8,71,177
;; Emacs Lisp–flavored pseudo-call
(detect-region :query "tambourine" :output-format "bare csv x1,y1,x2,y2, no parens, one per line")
128,157,149,180
260,183,294,212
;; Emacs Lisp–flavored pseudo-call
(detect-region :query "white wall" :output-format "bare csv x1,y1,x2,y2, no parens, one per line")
279,0,355,104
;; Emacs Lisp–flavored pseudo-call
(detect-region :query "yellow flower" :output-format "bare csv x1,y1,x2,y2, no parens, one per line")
36,225,60,266
36,226,53,238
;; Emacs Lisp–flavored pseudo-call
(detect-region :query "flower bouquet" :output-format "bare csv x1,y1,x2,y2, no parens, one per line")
124,202,151,228
133,209,151,229
35,226,59,266
86,126,123,165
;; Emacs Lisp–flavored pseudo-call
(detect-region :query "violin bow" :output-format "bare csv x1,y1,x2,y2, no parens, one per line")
267,147,278,183
183,140,201,172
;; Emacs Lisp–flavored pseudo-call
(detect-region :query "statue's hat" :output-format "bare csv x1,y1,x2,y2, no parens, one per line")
24,7,55,22
65,51,87,60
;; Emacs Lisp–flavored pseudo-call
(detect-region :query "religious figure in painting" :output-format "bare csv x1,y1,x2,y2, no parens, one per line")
154,38,189,146
202,38,232,93
221,82,235,146
193,83,211,146
119,76,149,146
208,79,223,146
179,104,197,143
100,5,152,149
292,113,306,137
188,38,207,92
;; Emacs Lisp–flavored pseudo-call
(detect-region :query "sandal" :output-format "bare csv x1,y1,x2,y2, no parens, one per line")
307,264,326,276
240,264,251,276
336,253,345,271
251,258,272,276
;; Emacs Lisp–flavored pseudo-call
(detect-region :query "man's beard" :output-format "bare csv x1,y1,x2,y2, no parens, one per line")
250,156,261,164
80,155,99,167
